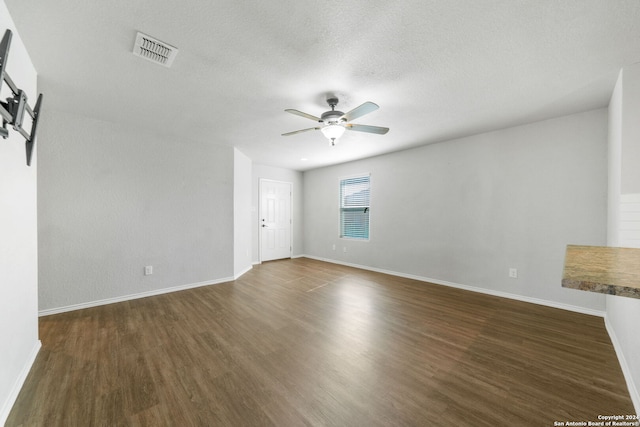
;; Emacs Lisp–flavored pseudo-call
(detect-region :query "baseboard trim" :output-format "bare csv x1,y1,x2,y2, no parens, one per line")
253,254,304,265
0,340,41,426
605,316,640,416
38,277,234,317
234,265,253,280
302,255,606,317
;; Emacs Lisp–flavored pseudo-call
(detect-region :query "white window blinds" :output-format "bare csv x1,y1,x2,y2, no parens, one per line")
340,175,370,240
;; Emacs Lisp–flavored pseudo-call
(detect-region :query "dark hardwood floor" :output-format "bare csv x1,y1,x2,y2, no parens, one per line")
7,258,635,426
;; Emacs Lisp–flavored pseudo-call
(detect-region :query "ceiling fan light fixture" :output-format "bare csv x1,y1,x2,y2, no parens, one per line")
321,123,345,144
283,97,388,145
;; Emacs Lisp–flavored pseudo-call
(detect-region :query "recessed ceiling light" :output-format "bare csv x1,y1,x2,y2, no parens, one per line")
301,158,308,161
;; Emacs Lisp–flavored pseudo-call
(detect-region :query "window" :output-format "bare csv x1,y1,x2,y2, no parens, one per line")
340,175,370,240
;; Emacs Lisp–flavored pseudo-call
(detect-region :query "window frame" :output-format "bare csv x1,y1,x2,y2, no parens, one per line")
339,173,371,241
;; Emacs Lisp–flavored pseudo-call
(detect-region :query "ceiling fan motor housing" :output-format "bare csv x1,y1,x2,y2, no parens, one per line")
320,110,345,124
320,97,344,123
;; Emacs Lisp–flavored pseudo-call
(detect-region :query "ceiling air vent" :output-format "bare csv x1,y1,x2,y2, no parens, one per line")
132,32,178,68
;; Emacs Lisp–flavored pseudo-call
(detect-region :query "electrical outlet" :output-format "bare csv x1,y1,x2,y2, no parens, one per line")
332,244,336,251
144,265,153,276
343,247,347,253
509,268,518,278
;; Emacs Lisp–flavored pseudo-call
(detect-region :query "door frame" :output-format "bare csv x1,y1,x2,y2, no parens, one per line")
258,178,293,263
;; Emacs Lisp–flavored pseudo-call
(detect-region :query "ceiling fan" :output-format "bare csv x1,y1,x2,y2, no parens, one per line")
282,97,389,146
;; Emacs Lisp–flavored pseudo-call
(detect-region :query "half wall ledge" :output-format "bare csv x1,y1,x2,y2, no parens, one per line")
562,245,640,300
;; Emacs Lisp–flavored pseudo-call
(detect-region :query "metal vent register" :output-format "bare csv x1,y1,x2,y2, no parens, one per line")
132,32,178,68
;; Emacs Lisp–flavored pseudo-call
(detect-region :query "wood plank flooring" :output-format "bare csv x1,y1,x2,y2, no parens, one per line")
7,258,635,426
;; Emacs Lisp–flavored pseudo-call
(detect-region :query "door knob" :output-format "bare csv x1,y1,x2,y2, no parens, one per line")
262,224,268,227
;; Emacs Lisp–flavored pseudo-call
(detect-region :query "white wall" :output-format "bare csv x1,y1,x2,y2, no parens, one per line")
620,65,640,195
304,109,608,313
0,3,41,424
606,64,640,414
37,107,235,312
608,72,623,247
234,148,252,277
251,164,303,263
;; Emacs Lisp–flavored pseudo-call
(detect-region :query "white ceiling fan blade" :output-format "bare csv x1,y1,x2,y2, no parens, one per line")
341,102,379,122
285,109,322,122
282,127,321,136
345,124,389,135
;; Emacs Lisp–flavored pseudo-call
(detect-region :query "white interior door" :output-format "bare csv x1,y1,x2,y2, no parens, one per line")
260,180,292,262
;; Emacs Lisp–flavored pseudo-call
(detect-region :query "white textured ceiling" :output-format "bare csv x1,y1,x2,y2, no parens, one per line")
5,0,640,171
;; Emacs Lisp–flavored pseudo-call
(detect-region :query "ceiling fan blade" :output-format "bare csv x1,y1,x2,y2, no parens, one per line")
282,127,320,136
345,124,389,135
341,102,379,122
285,109,322,122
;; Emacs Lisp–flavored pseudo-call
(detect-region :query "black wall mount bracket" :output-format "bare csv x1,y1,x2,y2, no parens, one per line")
0,29,44,166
